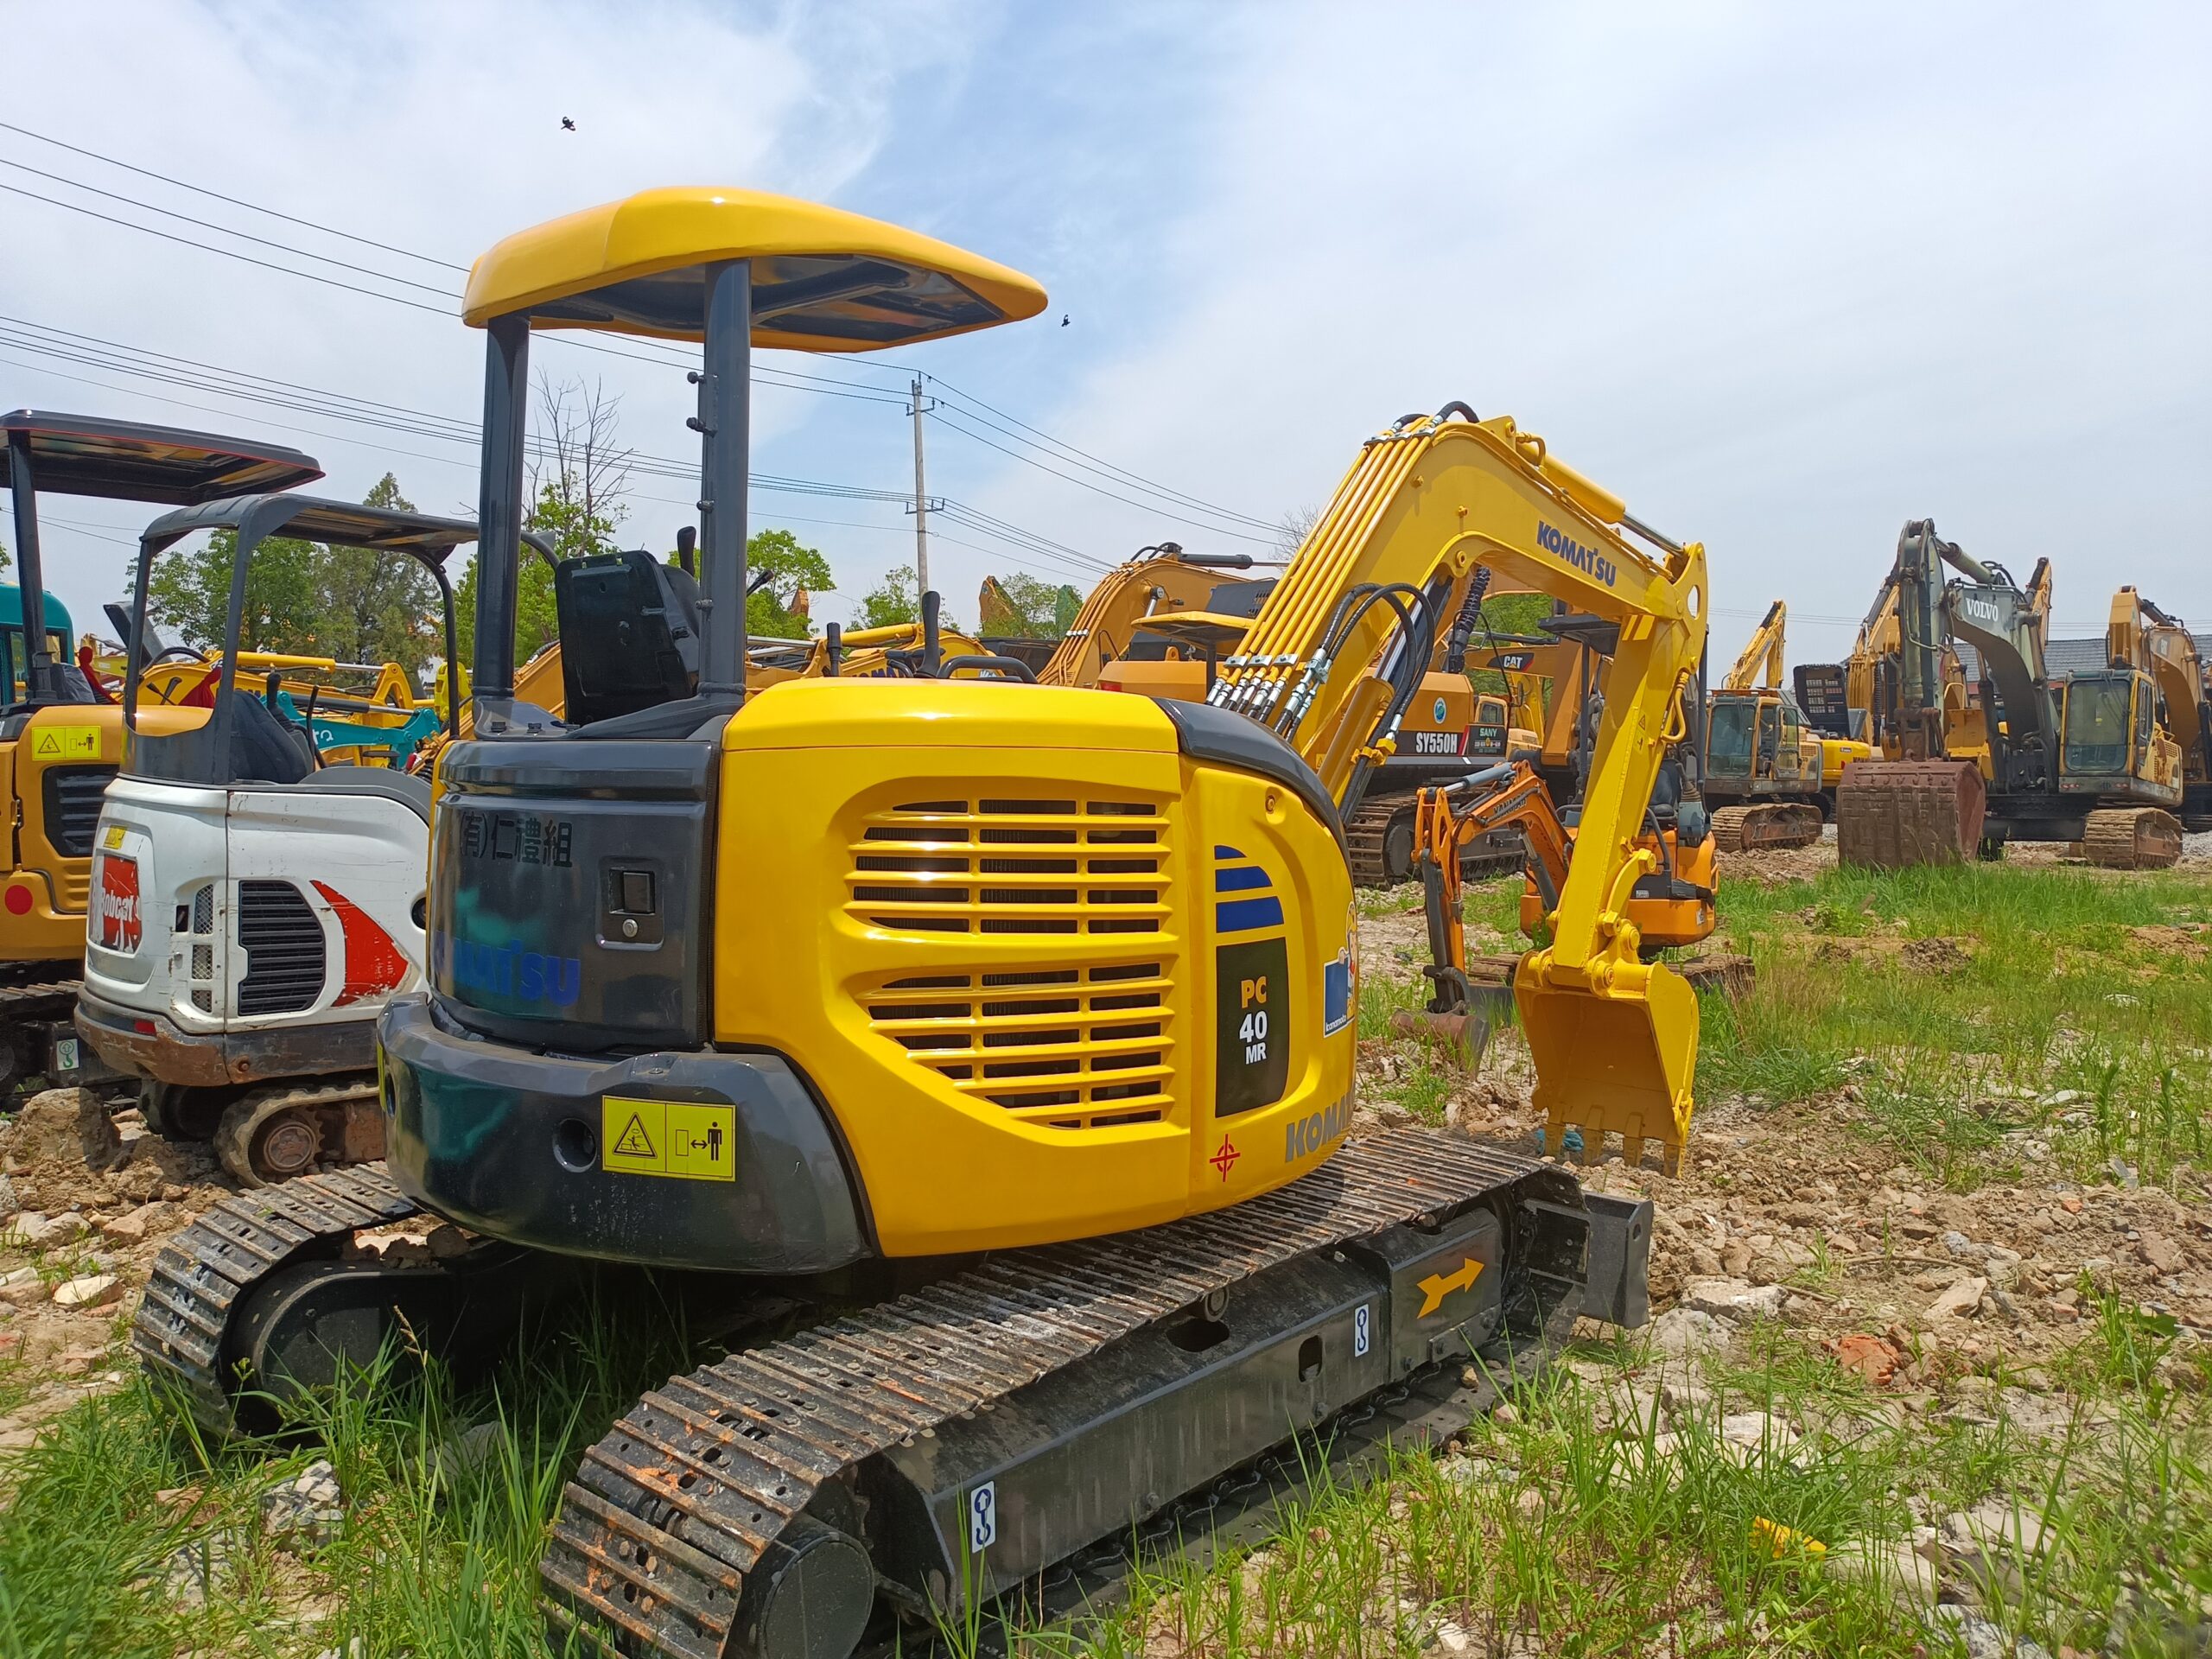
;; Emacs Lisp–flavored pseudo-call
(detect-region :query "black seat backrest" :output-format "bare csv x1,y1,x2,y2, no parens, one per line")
226,685,316,785
555,550,702,728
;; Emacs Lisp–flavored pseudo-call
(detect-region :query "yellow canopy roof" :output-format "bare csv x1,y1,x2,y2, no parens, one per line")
462,188,1047,352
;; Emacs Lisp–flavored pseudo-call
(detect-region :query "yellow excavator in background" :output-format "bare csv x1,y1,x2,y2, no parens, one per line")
2107,586,2212,830
1700,599,1867,851
137,189,1690,1659
1038,542,1256,686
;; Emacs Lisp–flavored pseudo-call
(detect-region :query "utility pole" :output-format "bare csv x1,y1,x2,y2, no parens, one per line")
910,376,931,597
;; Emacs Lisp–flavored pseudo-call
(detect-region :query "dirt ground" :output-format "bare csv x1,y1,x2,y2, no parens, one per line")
2,836,2207,1498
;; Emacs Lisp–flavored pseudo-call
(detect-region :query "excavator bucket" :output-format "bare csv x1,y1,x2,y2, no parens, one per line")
1516,957,1700,1173
1835,760,1986,869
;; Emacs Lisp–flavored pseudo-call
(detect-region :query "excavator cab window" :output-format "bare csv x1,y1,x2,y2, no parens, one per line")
2063,674,2133,778
1707,699,1754,778
1754,702,1782,778
553,550,702,728
2134,673,2156,769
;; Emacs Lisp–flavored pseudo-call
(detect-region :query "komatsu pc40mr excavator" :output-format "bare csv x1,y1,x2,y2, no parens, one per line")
136,188,1699,1659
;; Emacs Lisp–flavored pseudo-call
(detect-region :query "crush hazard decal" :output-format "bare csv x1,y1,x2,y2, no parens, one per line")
94,853,140,952
600,1096,737,1182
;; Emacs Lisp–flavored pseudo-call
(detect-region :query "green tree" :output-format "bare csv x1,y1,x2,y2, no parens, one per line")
144,474,444,667
738,527,832,639
315,474,443,671
855,564,961,632
146,525,320,654
978,572,1077,638
0,536,11,574
454,475,618,666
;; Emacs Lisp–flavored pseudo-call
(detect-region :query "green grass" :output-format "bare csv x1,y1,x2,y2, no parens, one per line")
1691,861,2212,1188
0,1290,709,1658
1063,1333,2212,1659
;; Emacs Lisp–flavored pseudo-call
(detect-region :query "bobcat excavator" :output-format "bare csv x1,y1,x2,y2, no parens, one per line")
2107,586,2212,830
1836,521,2182,868
1700,599,1866,851
135,188,1692,1659
0,410,324,1096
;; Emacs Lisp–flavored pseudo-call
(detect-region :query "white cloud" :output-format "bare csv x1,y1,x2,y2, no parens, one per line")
960,2,2212,663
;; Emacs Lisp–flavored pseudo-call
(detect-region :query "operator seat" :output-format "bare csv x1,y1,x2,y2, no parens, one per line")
554,550,704,731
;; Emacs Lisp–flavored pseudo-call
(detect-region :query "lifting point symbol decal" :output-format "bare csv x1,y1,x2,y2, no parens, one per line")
1209,1135,1240,1180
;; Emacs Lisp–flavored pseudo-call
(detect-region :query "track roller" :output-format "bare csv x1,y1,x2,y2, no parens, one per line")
213,1078,385,1187
2081,807,2184,870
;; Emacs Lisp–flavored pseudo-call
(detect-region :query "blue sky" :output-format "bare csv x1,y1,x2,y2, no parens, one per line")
3,2,2206,664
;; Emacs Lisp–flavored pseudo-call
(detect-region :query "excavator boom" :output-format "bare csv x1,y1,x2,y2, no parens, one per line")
1213,407,1709,1166
1722,599,1786,691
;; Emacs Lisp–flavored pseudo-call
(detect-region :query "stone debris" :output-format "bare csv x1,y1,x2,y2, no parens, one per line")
1645,1306,1730,1357
1681,1277,1788,1323
1827,1332,1904,1385
261,1459,346,1547
97,1200,175,1244
3,1211,88,1250
1940,1497,2056,1605
161,1532,237,1608
1924,1603,2053,1659
49,1273,121,1311
1824,1536,1939,1608
1923,1275,1990,1322
0,1267,45,1308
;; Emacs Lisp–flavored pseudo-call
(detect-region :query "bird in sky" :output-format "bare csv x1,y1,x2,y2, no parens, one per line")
561,116,576,131
1061,314,1070,327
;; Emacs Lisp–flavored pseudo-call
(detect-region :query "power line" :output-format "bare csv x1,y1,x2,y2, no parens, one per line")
0,121,1275,537
0,118,467,271
0,325,1109,575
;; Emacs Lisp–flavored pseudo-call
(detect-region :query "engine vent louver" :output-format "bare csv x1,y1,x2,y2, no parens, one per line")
237,880,325,1015
42,764,118,868
851,796,1176,1131
864,961,1173,1130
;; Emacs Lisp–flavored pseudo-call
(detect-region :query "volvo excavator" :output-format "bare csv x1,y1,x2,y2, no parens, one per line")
1,410,324,1096
134,188,1697,1659
1700,600,1866,851
1835,521,2183,868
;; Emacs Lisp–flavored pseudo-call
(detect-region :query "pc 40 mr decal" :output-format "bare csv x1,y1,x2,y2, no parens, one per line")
1213,845,1288,1116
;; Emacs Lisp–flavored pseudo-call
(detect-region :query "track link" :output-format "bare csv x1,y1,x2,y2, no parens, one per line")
2082,807,2184,870
133,1160,419,1433
1709,803,1821,854
1346,796,1522,887
542,1128,1568,1659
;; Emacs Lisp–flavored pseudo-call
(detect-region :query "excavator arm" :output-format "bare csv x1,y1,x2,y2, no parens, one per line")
1723,600,1786,691
1216,406,1709,1167
2111,586,2209,776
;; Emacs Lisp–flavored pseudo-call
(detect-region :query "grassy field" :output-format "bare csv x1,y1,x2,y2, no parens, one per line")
1,853,2208,1656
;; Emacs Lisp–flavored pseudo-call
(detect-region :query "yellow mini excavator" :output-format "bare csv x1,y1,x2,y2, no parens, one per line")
135,189,1695,1659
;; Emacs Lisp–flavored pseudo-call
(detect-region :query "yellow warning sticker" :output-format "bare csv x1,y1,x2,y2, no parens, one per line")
33,726,100,761
600,1096,736,1182
102,823,126,850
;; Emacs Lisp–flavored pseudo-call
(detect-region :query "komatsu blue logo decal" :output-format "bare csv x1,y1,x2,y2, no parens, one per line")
437,932,582,1007
1538,521,1617,588
1212,845,1285,934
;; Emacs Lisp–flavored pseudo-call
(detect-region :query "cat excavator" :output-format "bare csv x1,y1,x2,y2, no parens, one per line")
1700,600,1866,851
135,188,1695,1659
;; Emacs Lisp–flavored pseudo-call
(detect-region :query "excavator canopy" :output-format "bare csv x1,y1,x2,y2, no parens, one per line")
1,410,323,503
461,187,1048,349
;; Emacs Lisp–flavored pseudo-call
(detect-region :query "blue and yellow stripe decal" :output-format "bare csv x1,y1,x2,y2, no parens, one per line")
1212,844,1284,934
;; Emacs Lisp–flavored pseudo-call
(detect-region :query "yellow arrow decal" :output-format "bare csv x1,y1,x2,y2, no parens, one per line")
1416,1256,1485,1318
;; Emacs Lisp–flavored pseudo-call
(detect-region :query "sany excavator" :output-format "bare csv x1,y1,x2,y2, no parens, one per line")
2107,586,2212,830
1835,521,2183,868
1700,599,1867,851
1,410,323,1097
135,189,1679,1659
